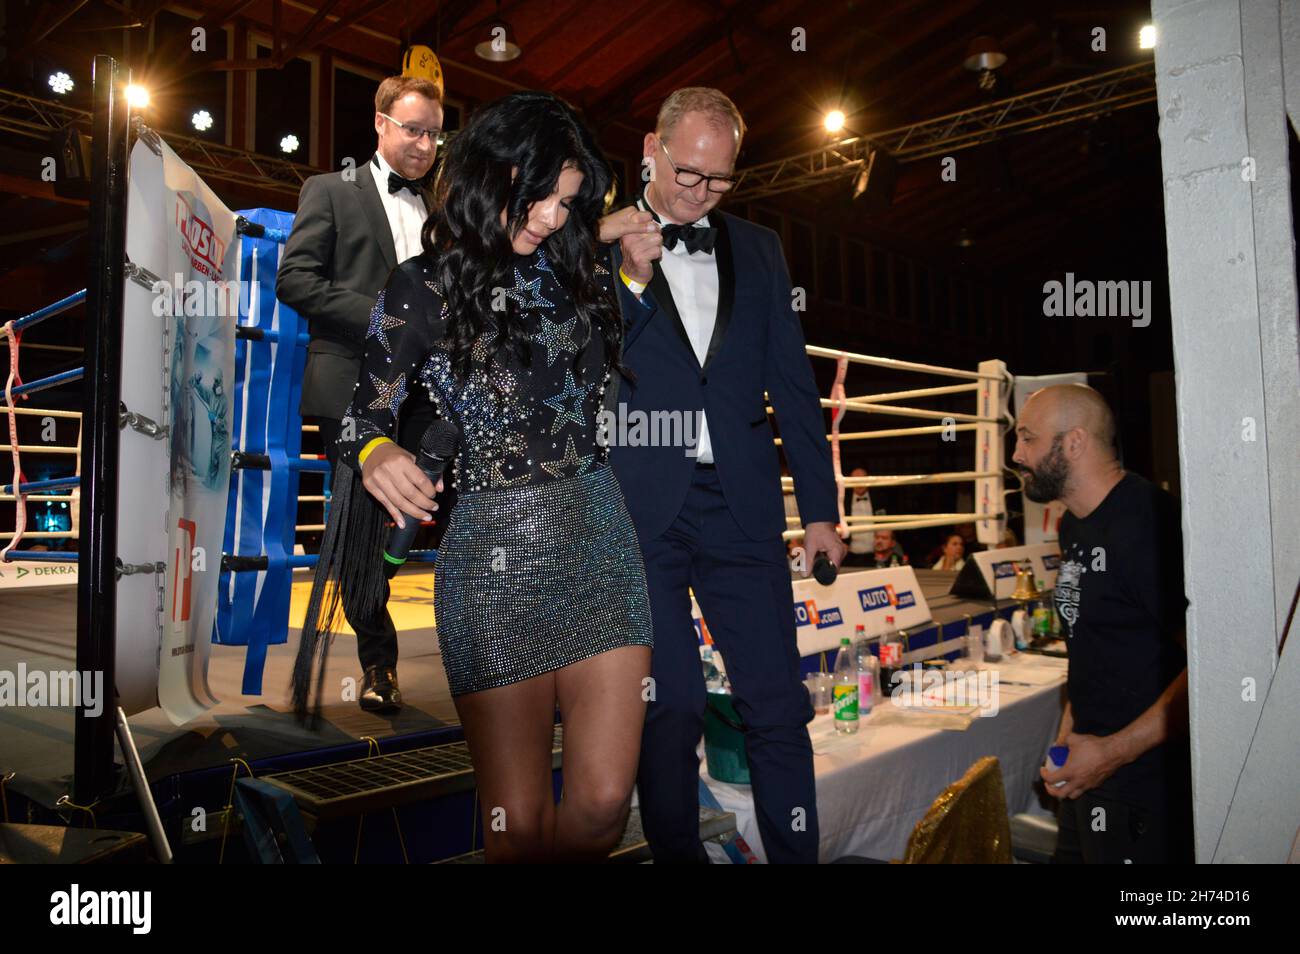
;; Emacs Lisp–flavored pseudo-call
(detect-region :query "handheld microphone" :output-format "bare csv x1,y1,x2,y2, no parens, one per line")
383,420,459,579
813,550,838,586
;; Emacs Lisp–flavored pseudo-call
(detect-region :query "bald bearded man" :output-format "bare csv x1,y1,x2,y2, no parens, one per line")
1012,384,1192,864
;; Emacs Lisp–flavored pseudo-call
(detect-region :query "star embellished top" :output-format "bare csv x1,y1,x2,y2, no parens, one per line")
337,247,615,494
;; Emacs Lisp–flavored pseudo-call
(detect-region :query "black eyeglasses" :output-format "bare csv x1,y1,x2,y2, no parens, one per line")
658,138,735,194
380,112,442,144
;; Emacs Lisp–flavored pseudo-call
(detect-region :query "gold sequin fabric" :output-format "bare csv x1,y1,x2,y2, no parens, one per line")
901,756,1013,863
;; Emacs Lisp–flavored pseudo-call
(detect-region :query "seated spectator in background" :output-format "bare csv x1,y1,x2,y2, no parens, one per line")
872,528,908,568
997,528,1019,549
931,532,966,571
928,520,988,565
954,521,983,554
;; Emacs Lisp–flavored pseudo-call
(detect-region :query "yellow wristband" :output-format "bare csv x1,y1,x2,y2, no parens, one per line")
619,266,647,295
358,436,394,468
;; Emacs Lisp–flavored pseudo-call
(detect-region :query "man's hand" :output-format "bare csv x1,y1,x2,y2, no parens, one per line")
1039,731,1126,800
361,441,443,529
802,521,847,572
597,208,662,286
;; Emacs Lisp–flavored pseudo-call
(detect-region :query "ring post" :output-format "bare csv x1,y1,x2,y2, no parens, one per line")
75,54,128,804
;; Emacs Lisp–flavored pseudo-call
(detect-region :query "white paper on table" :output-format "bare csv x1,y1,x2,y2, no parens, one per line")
985,662,1067,686
867,705,976,731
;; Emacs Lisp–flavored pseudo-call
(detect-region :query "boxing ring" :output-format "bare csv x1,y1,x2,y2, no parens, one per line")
688,347,1039,662
1,291,86,572
792,350,1010,538
1,57,1074,864
0,57,448,813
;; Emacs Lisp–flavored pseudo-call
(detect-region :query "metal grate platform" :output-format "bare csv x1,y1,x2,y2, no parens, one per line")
263,726,564,820
436,806,738,864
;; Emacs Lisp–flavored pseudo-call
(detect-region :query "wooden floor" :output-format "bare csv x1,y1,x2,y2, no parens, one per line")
0,566,460,795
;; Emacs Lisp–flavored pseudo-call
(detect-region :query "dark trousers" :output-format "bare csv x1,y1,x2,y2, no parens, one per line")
636,464,819,863
1053,788,1194,864
312,404,435,673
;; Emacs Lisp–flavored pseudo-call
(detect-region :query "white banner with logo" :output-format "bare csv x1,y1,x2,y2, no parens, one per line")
119,136,234,722
692,565,934,659
0,560,78,588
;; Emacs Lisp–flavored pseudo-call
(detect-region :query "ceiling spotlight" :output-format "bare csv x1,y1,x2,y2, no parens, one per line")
963,36,1006,92
191,109,213,132
48,72,74,95
956,228,974,248
475,23,521,61
475,2,521,61
1139,25,1157,49
280,134,300,154
824,110,846,134
124,84,149,108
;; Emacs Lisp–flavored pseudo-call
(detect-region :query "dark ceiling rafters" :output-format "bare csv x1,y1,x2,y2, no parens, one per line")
0,0,1164,278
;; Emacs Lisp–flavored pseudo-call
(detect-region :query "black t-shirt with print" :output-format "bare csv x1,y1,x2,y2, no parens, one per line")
1054,472,1190,808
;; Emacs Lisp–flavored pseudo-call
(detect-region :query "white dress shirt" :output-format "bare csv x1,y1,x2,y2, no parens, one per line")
371,153,427,264
848,490,876,553
640,192,717,463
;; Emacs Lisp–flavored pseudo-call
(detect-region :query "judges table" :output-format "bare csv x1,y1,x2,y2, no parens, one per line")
702,651,1069,863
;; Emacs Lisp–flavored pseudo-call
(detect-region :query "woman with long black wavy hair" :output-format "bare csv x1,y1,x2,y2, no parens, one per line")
294,91,654,861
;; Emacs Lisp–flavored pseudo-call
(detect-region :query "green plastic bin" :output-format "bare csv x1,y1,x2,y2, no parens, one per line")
703,690,750,784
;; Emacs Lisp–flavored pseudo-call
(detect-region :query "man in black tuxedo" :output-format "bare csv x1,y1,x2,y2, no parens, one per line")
277,75,443,712
604,88,847,862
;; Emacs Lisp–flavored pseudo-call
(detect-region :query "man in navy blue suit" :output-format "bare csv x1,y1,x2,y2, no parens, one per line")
603,87,846,863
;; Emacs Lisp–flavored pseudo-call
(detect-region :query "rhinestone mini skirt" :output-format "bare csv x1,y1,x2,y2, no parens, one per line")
433,464,654,696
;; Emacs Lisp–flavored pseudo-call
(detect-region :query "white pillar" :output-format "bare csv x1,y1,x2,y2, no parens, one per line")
1152,0,1300,861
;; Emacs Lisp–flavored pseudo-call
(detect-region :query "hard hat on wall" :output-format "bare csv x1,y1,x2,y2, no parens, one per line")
402,46,444,99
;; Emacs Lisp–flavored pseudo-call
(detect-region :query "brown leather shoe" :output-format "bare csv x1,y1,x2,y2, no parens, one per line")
359,666,402,713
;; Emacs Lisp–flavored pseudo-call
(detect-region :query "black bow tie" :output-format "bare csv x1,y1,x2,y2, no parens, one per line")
660,221,718,255
387,170,429,196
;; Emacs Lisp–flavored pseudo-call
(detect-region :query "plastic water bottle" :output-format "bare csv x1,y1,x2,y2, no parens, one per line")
1044,744,1069,788
833,637,860,734
880,615,904,696
853,625,877,715
701,645,722,692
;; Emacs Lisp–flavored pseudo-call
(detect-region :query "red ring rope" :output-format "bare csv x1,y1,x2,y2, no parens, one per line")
1,321,27,559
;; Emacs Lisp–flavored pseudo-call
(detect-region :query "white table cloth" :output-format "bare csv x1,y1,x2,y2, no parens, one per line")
703,652,1069,862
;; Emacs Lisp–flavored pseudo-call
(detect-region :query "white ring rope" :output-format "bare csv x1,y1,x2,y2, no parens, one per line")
781,344,1010,543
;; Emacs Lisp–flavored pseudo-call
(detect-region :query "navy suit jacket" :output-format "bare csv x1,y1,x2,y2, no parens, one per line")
608,209,838,542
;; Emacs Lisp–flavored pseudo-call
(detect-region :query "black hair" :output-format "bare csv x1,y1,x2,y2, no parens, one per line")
420,90,627,388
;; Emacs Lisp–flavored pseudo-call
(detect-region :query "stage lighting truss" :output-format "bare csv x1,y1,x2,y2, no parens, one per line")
728,62,1156,202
